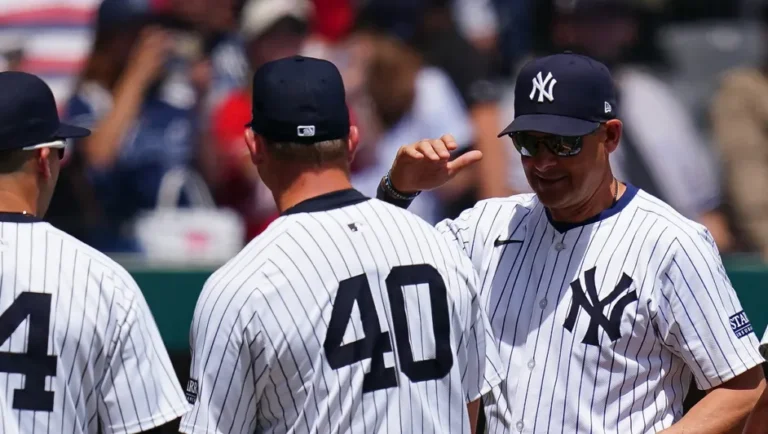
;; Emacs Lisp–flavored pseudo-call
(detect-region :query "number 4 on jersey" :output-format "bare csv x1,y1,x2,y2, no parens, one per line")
0,293,57,411
324,264,453,393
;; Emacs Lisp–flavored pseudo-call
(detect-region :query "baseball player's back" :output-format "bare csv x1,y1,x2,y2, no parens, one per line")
182,190,501,434
0,214,190,433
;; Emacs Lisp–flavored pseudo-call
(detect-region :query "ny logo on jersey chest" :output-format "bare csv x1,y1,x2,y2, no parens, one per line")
564,267,638,346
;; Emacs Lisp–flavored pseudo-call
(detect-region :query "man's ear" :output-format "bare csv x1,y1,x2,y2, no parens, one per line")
244,128,267,164
36,148,53,179
347,126,360,162
603,119,623,154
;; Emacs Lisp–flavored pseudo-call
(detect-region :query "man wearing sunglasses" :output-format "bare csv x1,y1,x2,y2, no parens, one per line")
377,52,766,433
0,71,190,432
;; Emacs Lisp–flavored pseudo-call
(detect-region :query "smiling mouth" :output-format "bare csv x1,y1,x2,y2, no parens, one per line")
536,174,567,183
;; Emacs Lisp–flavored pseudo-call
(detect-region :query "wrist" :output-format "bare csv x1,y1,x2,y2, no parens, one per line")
381,172,420,201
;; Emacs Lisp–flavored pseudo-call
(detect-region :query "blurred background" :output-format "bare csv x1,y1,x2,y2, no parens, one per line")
1,0,767,423
0,0,766,263
3,0,768,265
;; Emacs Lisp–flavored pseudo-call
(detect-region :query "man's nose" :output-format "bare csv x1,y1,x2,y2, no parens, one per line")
531,146,558,171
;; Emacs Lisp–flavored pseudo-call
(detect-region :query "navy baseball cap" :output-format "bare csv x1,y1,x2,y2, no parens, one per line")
249,55,350,144
498,52,617,138
0,72,90,152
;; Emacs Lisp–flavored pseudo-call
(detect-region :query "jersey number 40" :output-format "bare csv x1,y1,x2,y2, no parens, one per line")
323,264,453,393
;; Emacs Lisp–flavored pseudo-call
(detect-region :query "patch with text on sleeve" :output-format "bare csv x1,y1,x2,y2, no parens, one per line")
185,379,199,404
729,311,753,339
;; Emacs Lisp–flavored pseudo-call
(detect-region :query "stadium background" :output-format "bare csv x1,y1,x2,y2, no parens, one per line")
1,0,767,431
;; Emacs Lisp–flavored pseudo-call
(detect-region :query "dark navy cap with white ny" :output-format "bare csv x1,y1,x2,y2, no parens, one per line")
498,52,617,138
249,55,350,144
0,71,90,151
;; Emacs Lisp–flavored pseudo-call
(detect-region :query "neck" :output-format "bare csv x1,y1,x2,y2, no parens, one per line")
548,174,623,223
0,190,39,217
272,167,354,213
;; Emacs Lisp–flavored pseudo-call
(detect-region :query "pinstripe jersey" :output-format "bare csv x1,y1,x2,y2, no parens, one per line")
180,189,503,434
436,184,764,434
0,213,190,433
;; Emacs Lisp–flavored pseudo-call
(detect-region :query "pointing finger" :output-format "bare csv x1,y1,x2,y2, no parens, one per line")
447,150,483,176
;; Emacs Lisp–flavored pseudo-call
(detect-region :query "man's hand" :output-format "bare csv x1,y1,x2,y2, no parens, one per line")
389,134,483,193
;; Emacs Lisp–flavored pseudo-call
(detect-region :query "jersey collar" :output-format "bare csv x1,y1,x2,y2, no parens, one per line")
281,189,370,216
546,183,639,233
0,212,42,223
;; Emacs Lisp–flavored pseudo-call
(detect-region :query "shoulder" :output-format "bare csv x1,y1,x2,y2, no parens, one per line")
631,191,717,254
41,223,143,305
195,220,294,315
455,193,539,227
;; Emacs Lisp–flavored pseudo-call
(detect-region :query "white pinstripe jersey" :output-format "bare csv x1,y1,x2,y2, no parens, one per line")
436,185,764,434
0,214,190,433
180,189,503,434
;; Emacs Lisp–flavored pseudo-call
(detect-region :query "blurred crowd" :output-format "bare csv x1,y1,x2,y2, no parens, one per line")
2,0,768,264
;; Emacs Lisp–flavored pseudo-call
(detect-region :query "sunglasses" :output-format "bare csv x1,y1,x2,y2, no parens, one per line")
509,125,602,158
22,140,67,160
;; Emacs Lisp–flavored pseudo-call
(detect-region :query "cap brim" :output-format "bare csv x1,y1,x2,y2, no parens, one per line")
498,114,599,138
54,123,91,139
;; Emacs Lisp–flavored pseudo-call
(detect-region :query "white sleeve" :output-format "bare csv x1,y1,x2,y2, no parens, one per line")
180,285,269,434
98,283,190,434
458,265,503,402
651,229,764,390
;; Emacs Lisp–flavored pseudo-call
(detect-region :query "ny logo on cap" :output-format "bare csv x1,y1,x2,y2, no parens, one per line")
530,71,557,103
297,125,316,137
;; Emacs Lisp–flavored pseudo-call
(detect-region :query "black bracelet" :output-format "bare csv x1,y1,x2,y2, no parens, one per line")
381,172,420,201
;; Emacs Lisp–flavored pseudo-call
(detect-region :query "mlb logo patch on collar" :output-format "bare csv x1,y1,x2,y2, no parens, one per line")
729,311,753,339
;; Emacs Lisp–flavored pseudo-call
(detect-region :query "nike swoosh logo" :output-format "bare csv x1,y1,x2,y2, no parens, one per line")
494,237,523,247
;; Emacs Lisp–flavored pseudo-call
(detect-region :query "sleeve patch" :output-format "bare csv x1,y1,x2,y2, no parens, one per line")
728,311,753,339
185,379,199,404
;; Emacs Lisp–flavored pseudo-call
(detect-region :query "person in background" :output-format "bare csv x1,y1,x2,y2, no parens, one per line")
710,2,768,261
347,21,475,224
56,0,212,253
416,0,513,203
209,0,313,241
500,0,736,253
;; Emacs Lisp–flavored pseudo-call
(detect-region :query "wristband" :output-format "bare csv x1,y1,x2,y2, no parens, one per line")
380,172,421,201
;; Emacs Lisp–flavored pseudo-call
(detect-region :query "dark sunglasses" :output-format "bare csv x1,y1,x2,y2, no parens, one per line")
509,125,602,158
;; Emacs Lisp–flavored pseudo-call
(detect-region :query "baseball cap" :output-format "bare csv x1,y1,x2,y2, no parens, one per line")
0,72,90,152
249,56,349,144
498,52,617,138
240,0,313,41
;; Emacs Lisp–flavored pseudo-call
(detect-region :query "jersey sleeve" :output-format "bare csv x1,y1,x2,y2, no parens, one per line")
651,228,764,390
456,261,503,402
98,276,190,434
180,278,270,434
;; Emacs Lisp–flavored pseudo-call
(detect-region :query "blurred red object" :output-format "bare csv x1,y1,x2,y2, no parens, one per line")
311,0,355,42
212,90,278,241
